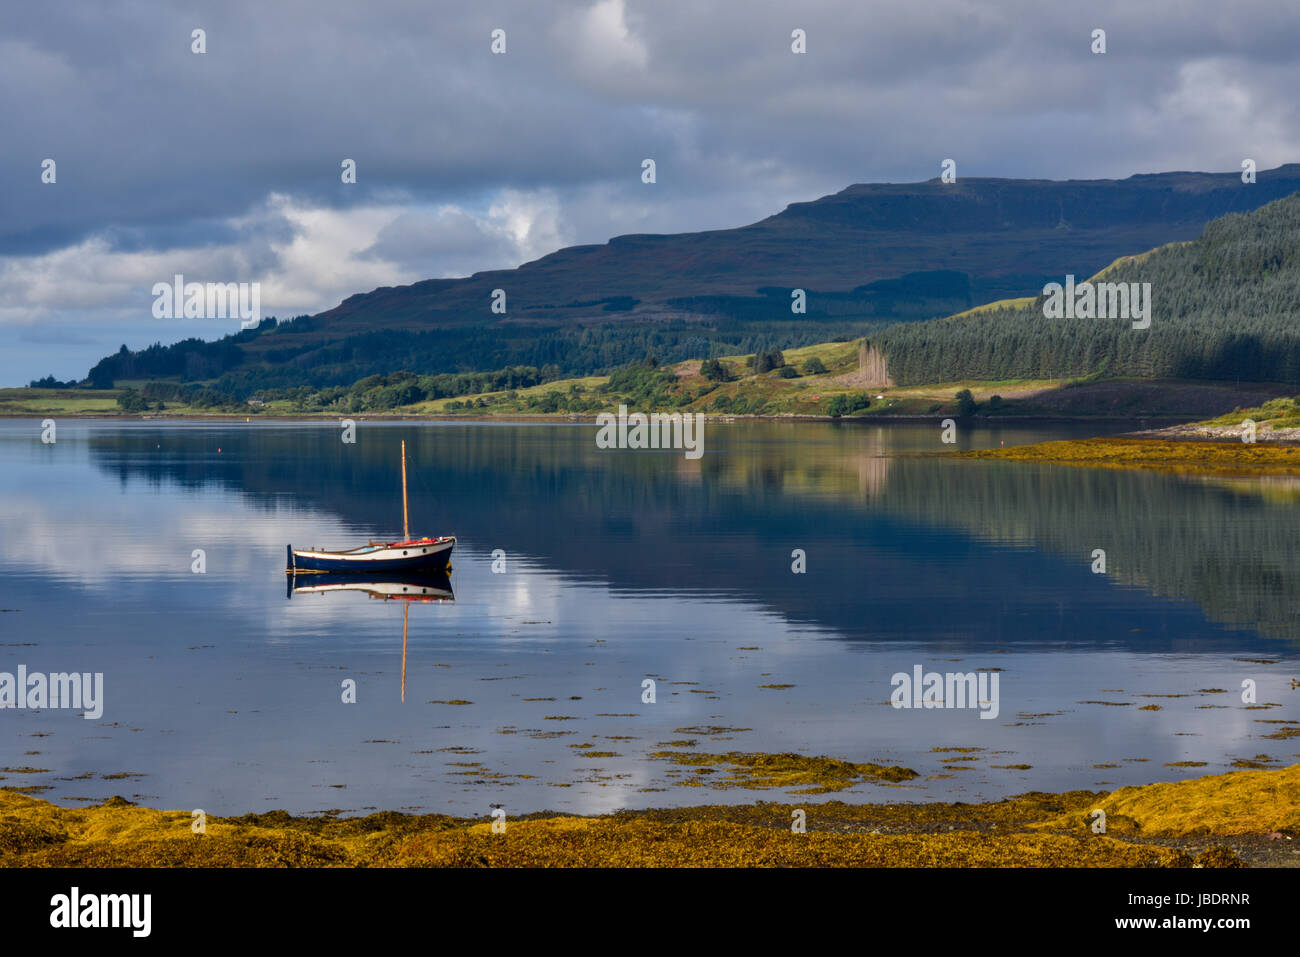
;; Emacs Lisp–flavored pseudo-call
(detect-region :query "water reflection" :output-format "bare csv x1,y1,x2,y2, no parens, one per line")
288,571,454,701
66,420,1300,648
286,571,455,603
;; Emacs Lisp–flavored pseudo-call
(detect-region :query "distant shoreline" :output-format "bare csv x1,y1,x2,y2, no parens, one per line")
0,411,1197,426
4,373,1279,424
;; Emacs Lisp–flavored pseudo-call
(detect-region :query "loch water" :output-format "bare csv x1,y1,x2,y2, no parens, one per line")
1,418,1296,816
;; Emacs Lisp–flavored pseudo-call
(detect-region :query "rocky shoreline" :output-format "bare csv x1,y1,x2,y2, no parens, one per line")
1130,422,1300,443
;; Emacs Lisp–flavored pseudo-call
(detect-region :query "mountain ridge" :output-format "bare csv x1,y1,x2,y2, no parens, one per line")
332,164,1300,308
83,164,1300,391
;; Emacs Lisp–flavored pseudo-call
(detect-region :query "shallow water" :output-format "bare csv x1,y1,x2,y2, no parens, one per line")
1,418,1296,816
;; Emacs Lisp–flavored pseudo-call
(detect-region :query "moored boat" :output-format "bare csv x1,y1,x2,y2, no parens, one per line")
287,440,455,574
287,536,454,573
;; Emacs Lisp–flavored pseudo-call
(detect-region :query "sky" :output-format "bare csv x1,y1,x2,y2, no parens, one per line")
1,0,1298,385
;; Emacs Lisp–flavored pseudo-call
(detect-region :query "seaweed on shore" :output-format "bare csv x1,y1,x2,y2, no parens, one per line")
647,751,918,793
959,437,1300,476
2,761,1297,868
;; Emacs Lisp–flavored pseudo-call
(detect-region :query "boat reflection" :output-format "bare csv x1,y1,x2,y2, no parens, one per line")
287,571,454,701
286,571,455,603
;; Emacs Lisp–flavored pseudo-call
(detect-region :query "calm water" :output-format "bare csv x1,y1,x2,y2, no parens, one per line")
1,418,1296,816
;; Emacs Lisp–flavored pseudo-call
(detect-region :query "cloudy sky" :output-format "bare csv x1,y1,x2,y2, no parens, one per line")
1,0,1297,384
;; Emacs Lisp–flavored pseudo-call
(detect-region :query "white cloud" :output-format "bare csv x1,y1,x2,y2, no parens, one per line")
561,0,650,81
0,189,576,331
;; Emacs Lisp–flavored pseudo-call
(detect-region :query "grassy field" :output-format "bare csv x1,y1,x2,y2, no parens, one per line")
4,351,1290,424
1198,396,1300,432
0,386,249,418
0,388,125,415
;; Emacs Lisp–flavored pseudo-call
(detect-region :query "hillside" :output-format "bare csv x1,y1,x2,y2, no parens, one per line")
81,165,1300,394
872,191,1300,386
308,168,1300,331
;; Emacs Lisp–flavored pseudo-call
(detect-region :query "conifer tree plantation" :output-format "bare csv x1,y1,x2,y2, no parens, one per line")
872,195,1300,388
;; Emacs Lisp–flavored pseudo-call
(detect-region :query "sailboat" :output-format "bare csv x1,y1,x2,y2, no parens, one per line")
286,440,455,574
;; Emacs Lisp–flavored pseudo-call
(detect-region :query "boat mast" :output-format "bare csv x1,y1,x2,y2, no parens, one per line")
401,439,410,540
401,603,408,703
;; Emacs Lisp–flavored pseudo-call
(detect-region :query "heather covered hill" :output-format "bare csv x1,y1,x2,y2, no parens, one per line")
291,165,1300,335
85,165,1300,392
872,191,1300,386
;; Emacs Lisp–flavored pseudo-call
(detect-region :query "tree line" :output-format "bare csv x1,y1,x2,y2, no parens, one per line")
75,314,876,399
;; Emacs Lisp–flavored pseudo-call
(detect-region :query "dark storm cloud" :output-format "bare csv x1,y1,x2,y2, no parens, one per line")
0,0,1297,383
3,0,1296,253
